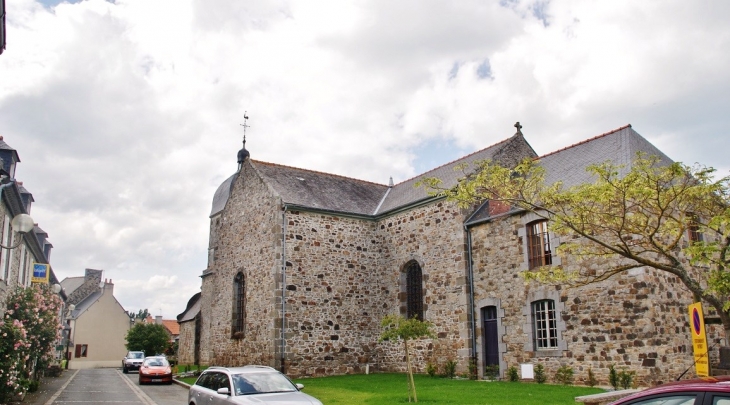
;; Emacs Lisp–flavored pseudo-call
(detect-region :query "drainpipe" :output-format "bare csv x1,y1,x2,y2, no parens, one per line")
281,204,288,373
465,225,477,368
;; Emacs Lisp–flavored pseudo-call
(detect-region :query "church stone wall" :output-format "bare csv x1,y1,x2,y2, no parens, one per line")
375,200,472,374
281,211,384,377
201,162,283,368
177,319,196,365
469,212,716,386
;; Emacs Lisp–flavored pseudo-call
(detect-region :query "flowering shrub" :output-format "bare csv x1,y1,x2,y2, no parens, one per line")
0,285,62,402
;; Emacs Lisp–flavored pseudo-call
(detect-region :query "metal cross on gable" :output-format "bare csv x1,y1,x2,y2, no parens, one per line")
514,121,523,132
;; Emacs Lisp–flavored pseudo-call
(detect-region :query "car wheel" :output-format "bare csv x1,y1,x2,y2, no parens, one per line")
123,366,128,374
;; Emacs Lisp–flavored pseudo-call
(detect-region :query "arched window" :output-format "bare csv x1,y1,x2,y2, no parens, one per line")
232,272,246,338
406,261,423,321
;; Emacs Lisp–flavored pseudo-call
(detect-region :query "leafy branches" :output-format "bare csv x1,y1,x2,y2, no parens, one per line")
125,323,170,356
421,153,730,335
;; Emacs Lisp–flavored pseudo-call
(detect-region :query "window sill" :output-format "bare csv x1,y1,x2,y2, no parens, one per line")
530,349,563,358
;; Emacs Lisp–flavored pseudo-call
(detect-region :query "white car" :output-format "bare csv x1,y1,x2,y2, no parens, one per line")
188,366,322,405
122,351,145,373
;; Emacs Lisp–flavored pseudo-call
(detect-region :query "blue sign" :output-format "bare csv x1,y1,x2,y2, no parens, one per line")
32,263,49,283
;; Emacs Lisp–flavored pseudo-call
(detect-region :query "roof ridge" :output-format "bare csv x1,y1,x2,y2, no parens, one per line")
251,160,388,187
539,124,632,159
393,135,516,186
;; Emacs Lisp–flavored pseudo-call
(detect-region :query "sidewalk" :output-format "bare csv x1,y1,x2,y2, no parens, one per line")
15,369,76,405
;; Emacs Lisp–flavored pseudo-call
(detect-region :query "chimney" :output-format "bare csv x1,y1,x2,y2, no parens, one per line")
155,315,162,325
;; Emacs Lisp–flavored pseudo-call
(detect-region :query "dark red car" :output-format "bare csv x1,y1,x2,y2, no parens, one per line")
609,376,730,404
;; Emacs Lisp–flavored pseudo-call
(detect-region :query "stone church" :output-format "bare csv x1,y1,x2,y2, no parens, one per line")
185,124,716,385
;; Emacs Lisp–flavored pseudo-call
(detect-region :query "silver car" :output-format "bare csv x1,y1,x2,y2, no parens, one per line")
122,351,145,373
188,366,323,405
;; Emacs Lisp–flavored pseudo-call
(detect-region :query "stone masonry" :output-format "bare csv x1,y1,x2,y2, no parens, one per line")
194,126,719,384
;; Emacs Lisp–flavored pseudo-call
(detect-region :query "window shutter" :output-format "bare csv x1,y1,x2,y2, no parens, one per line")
75,344,82,358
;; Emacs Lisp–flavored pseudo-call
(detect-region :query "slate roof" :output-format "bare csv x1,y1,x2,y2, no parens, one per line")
68,290,102,319
210,173,238,217
540,125,672,188
253,162,388,216
177,292,201,323
466,125,672,225
210,131,537,218
376,133,536,214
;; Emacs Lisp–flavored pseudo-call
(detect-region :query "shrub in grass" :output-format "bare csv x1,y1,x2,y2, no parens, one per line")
426,361,437,377
534,364,547,384
586,368,597,387
619,369,635,389
443,359,457,379
484,364,500,381
469,358,478,380
554,365,574,385
609,364,619,390
508,366,519,382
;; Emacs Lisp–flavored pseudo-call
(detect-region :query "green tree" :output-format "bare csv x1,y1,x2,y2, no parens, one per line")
420,155,730,338
380,315,434,403
125,323,170,356
128,309,150,320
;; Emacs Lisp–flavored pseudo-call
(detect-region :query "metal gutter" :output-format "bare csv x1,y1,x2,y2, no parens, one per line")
281,204,288,373
465,225,477,367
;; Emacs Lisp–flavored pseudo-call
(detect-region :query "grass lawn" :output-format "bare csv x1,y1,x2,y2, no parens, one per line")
292,373,605,404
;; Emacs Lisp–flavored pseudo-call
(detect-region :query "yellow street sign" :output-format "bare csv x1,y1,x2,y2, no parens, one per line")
688,302,709,377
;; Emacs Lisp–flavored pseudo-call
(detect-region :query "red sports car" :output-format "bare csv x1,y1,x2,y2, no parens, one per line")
138,356,173,385
609,376,730,404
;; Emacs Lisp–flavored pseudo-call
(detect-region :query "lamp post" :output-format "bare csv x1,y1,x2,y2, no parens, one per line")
0,213,34,250
64,304,75,369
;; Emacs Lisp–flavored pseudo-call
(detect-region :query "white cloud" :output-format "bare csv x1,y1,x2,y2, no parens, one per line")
1,0,729,317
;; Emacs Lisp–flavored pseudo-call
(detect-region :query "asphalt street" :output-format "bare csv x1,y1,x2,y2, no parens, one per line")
21,368,189,405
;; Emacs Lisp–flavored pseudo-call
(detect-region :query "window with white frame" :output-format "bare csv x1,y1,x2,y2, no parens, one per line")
0,215,9,281
531,299,558,350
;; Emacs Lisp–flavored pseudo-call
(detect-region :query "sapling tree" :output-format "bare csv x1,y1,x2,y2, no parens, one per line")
380,315,434,403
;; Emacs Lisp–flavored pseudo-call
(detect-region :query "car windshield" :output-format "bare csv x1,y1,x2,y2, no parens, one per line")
129,352,144,359
232,372,297,395
144,358,169,367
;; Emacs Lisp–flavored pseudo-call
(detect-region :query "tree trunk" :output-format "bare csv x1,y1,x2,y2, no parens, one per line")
404,338,417,403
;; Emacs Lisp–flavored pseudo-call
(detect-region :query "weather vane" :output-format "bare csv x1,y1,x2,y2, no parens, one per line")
240,112,250,147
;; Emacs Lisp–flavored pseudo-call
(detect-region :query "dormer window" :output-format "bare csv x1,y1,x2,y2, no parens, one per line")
527,220,552,269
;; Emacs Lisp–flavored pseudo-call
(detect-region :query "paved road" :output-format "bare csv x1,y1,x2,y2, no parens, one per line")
24,368,189,405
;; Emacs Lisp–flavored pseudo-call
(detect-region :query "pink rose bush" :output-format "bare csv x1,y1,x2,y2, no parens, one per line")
0,285,62,402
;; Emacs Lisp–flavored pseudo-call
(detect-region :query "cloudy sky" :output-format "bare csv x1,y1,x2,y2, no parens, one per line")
1,0,728,318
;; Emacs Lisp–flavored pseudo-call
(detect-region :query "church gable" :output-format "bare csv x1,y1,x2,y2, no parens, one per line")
376,130,537,215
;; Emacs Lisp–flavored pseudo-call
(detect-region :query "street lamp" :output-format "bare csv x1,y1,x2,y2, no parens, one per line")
0,213,34,250
64,304,75,369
